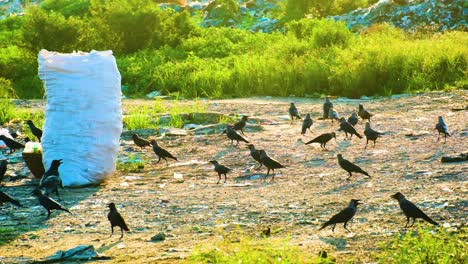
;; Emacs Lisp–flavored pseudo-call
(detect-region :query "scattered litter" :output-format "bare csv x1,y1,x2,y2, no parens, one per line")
146,91,161,99
41,245,109,262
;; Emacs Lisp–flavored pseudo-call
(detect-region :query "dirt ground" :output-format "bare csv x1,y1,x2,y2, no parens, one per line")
0,91,467,263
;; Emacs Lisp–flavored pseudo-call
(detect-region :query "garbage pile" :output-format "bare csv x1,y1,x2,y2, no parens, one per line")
331,0,467,32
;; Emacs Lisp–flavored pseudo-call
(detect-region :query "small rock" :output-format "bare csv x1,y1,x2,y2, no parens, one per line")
150,232,166,242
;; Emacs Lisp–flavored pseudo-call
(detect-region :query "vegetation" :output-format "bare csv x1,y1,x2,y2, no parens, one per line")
0,0,466,99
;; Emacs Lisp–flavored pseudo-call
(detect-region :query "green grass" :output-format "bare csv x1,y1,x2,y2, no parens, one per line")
377,226,467,264
117,153,149,173
123,105,158,130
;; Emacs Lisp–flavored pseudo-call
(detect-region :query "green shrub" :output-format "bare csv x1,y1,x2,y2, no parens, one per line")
41,0,90,18
0,78,15,125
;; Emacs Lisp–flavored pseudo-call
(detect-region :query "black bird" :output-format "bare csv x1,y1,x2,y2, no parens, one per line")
259,150,285,181
391,192,439,227
26,120,43,142
24,137,31,143
233,115,248,135
209,160,232,184
289,102,302,121
347,111,358,126
337,154,370,180
151,140,178,166
328,108,340,122
261,226,271,237
132,134,152,149
323,97,333,119
319,199,361,232
435,116,450,143
11,131,19,138
40,159,64,198
32,188,70,218
305,132,336,150
0,190,22,207
339,118,362,140
0,160,7,183
364,123,384,148
225,125,249,146
358,104,373,122
0,135,25,154
107,202,130,239
301,114,313,135
247,144,263,169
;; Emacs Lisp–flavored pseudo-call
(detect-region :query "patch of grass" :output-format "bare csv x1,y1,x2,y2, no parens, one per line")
187,230,319,264
377,226,467,263
117,154,149,173
123,106,158,130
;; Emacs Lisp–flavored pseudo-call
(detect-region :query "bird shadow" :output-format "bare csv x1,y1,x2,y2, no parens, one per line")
318,236,348,250
323,180,368,195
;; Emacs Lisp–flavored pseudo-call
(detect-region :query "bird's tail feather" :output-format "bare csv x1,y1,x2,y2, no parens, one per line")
11,199,22,207
356,133,363,139
422,213,439,226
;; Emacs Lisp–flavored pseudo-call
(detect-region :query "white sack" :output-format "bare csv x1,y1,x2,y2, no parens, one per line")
38,50,122,186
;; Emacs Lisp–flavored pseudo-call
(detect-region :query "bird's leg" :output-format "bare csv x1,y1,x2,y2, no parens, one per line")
373,140,376,147
444,134,447,143
271,170,275,182
47,210,51,219
240,129,245,135
236,140,239,146
365,140,368,149
224,174,227,183
405,217,409,228
109,226,114,238
332,224,336,232
344,222,351,232
409,218,416,227
164,158,168,166
120,227,124,240
217,174,221,184
156,157,161,163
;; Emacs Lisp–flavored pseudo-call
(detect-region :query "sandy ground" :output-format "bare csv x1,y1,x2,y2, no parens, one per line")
0,91,467,263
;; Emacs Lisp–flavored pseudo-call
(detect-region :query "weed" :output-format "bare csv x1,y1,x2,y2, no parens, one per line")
117,154,149,173
123,106,158,130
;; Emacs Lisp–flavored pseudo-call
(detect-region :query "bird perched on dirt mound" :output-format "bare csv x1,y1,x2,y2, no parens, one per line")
319,199,361,232
301,114,313,135
0,135,25,154
289,102,302,121
247,144,263,169
358,104,373,122
40,159,64,199
209,160,232,184
323,97,333,119
32,188,70,219
26,120,43,142
305,132,336,150
259,150,285,182
0,189,22,207
339,118,362,140
151,140,178,166
347,111,358,126
233,115,248,135
435,116,450,143
132,134,152,150
107,202,130,239
337,154,370,180
364,123,384,148
224,125,249,146
391,192,439,227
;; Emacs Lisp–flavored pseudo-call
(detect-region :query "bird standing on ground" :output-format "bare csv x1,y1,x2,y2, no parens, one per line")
364,123,384,148
305,132,336,150
0,190,22,207
337,154,370,180
323,97,333,119
0,160,7,183
347,111,358,126
32,188,70,218
132,134,152,149
107,202,130,239
233,116,248,135
339,118,362,140
209,160,232,184
319,199,361,232
151,140,178,166
0,135,25,154
358,104,373,122
225,125,249,146
289,103,302,121
40,159,64,198
435,116,450,143
247,144,263,169
259,150,285,182
26,120,43,142
301,114,313,135
328,108,340,122
391,192,439,227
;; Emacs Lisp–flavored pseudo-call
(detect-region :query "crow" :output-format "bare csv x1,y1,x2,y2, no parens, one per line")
40,159,64,198
435,116,450,143
32,188,70,218
347,111,358,126
358,104,373,122
259,150,285,182
247,144,263,169
225,125,249,146
301,114,313,135
319,199,361,232
364,123,384,148
289,102,302,121
337,154,370,180
132,134,152,149
0,135,25,154
339,118,362,140
233,115,248,135
107,202,130,239
261,226,271,237
0,190,22,207
391,192,439,227
209,160,232,184
26,120,43,142
305,132,336,150
328,108,339,123
323,97,333,119
151,140,178,166
0,160,7,183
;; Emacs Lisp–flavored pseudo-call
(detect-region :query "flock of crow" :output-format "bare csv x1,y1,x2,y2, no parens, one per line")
0,97,451,240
